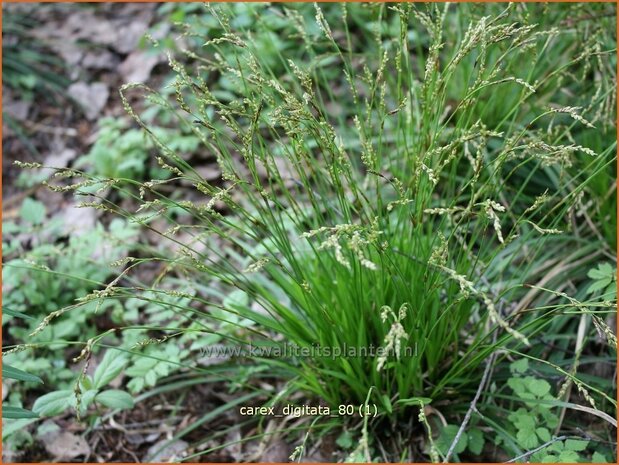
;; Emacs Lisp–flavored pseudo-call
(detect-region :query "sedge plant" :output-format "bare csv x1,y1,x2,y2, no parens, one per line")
18,3,616,461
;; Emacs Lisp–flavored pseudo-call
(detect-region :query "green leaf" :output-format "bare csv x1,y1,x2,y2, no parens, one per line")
548,441,564,452
2,405,39,419
467,428,485,455
598,263,613,275
521,391,538,404
510,410,535,431
32,390,73,417
564,439,588,452
510,358,529,374
588,263,613,279
587,263,616,295
381,394,393,414
536,427,551,443
436,425,467,455
507,377,527,396
603,282,617,299
587,279,612,294
95,390,134,410
558,450,580,463
2,417,38,439
396,397,433,407
19,198,46,225
345,448,367,463
93,349,128,389
2,364,43,383
517,428,539,449
3,308,34,320
79,389,99,414
80,375,94,391
540,408,560,429
592,451,608,463
336,430,354,449
525,377,551,397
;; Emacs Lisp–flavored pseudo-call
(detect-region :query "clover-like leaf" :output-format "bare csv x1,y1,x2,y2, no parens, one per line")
524,377,551,397
510,358,529,374
517,428,539,449
467,428,485,455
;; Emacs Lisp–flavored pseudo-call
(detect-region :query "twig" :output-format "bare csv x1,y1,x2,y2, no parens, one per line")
575,428,618,446
444,273,504,463
442,349,497,462
506,432,618,463
555,402,617,428
3,185,41,210
505,436,568,463
555,313,587,434
21,119,79,137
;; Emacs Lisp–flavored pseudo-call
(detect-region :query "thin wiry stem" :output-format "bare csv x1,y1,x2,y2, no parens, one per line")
504,436,568,463
444,274,504,463
443,348,497,462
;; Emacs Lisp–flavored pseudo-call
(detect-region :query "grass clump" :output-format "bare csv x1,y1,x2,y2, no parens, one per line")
11,2,616,462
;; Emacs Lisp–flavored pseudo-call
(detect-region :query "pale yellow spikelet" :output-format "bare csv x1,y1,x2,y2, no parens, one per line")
420,163,439,185
434,264,530,346
524,190,550,214
110,257,137,267
549,106,595,128
575,379,597,409
377,303,409,371
592,315,618,350
525,220,563,235
424,206,465,216
480,199,506,244
132,335,170,349
157,157,184,177
429,232,448,267
314,3,334,41
14,161,42,169
484,76,536,93
243,258,271,274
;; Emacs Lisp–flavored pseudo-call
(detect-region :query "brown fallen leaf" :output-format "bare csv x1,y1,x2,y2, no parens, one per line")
53,41,84,68
110,21,151,54
4,99,31,121
225,428,243,462
82,50,120,71
146,439,188,462
61,201,97,237
119,51,163,84
67,82,109,121
41,431,90,460
260,439,291,463
195,164,222,182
